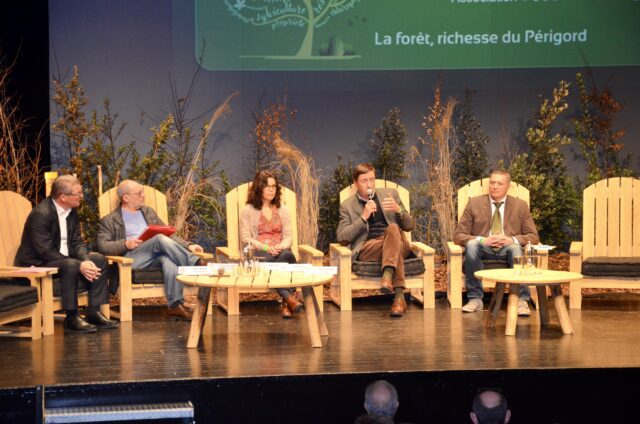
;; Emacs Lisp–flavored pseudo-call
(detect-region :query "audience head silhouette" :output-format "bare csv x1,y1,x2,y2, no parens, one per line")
363,380,399,422
471,389,511,424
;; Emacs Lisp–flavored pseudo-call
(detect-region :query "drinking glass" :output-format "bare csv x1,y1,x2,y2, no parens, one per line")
534,253,544,274
512,256,524,276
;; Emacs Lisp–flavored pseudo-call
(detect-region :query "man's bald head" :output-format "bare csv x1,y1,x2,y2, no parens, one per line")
471,389,511,424
117,180,145,211
364,380,399,419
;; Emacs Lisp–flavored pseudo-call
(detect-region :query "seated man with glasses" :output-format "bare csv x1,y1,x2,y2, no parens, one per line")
15,174,117,333
97,179,203,321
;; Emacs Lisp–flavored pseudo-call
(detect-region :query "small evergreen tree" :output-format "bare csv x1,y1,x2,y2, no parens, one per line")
369,107,408,182
509,81,580,250
317,155,353,252
452,88,489,187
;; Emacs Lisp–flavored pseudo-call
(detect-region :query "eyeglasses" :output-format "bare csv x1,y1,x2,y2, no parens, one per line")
128,190,145,196
64,192,84,197
264,185,277,190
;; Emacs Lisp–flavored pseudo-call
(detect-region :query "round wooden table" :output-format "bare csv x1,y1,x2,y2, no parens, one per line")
177,269,330,349
474,268,583,336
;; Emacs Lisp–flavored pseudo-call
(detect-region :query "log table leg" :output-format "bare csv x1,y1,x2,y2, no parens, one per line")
536,285,550,325
310,285,328,337
505,283,520,336
551,284,573,335
302,286,324,348
485,282,505,328
187,286,212,349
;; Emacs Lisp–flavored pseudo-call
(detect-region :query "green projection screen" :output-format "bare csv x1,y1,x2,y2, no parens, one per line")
195,0,640,71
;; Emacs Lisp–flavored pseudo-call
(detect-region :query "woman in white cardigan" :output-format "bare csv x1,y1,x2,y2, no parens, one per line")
239,170,302,318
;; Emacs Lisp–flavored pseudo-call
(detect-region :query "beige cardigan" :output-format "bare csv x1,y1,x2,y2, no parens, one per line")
239,204,293,252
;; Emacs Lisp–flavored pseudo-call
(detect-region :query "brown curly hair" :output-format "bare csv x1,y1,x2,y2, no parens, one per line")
247,170,281,209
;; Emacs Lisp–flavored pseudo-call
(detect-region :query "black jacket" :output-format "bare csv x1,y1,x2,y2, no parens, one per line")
15,197,89,266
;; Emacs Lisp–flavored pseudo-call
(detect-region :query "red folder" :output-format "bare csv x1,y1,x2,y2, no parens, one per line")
138,225,176,241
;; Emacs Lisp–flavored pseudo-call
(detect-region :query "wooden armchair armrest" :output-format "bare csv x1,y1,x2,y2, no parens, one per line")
105,255,134,265
569,241,583,273
569,241,582,256
216,246,240,262
0,266,58,278
299,244,323,266
330,243,352,258
193,251,214,262
410,241,435,257
446,241,463,256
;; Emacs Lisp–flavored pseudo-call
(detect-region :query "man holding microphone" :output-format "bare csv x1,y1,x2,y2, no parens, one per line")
337,163,414,317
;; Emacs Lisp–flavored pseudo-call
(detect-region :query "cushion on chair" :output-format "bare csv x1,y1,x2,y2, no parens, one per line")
352,252,426,278
131,268,164,285
462,259,509,274
0,283,38,312
582,257,640,277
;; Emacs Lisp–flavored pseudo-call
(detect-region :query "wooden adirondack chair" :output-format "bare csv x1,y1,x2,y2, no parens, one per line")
0,191,52,338
98,185,213,321
216,183,324,315
569,177,640,309
329,180,436,311
446,178,547,309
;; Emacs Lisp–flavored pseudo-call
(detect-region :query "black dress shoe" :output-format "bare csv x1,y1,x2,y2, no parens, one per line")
86,311,119,329
64,315,97,333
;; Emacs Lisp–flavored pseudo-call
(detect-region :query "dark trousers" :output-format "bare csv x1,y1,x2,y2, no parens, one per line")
42,252,110,311
357,224,412,288
259,249,297,299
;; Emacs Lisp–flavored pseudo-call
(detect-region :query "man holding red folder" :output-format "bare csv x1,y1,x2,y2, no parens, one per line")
97,180,203,320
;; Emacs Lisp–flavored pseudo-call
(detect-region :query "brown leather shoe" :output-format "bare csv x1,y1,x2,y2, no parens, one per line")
281,302,293,319
380,277,393,294
167,304,193,321
182,302,195,313
390,298,406,317
285,296,303,314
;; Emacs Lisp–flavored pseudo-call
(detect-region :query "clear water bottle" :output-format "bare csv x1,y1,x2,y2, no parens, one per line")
242,242,255,275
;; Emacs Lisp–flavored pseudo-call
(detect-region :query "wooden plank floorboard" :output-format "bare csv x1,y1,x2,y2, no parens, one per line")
2,295,640,389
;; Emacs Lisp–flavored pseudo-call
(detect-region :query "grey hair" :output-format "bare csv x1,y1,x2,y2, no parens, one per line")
364,380,399,418
50,175,80,199
116,180,138,200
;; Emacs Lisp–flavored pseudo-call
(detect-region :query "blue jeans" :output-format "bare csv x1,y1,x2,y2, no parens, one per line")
464,240,529,301
125,234,200,307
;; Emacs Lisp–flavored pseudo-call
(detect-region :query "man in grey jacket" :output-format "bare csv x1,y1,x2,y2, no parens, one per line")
97,180,203,320
337,163,414,317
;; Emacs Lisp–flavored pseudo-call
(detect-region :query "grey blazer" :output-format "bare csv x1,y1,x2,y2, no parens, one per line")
97,205,191,256
336,187,413,260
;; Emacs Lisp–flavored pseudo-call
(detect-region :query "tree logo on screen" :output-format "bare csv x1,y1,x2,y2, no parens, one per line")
224,0,362,60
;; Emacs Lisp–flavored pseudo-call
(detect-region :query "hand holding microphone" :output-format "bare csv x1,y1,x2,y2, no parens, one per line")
363,188,377,220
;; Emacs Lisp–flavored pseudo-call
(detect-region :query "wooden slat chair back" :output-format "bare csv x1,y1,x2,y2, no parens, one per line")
569,177,640,308
216,183,323,315
446,178,546,309
0,191,52,338
329,180,435,311
98,185,212,321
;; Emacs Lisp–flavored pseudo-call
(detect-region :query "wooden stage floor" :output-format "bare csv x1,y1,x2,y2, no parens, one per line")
4,293,640,422
3,293,640,390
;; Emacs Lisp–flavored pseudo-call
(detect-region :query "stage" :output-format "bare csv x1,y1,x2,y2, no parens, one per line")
2,292,640,423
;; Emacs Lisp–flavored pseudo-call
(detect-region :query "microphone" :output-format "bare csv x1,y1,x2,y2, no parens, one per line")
367,188,375,217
